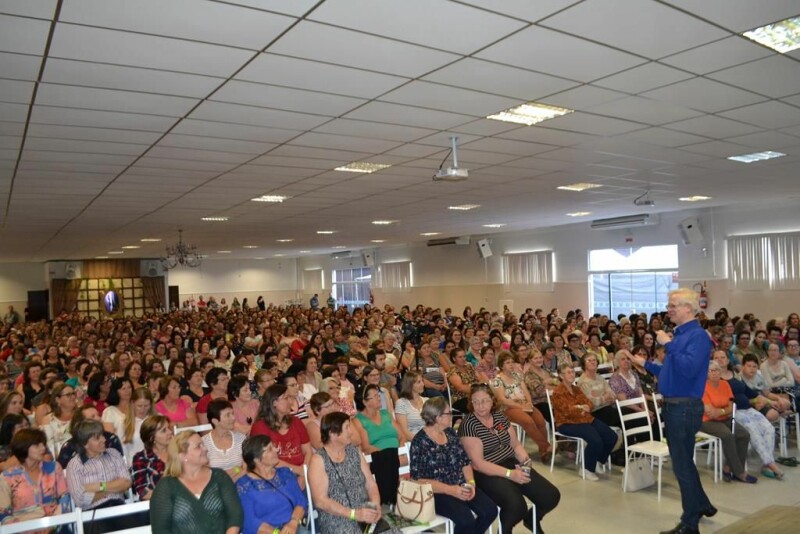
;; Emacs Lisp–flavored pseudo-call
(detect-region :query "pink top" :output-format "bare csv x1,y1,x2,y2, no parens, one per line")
155,398,192,424
0,460,68,527
233,399,259,426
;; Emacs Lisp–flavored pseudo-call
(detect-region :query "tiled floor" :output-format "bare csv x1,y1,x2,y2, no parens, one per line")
509,441,800,534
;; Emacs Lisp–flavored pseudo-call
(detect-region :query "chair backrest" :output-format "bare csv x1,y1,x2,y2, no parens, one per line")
81,500,150,523
597,363,614,380
615,396,654,442
397,443,410,476
651,393,665,436
174,423,212,435
3,507,85,534
303,463,316,534
545,389,558,437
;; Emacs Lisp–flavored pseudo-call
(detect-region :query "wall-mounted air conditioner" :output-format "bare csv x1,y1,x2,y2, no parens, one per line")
590,214,660,230
426,236,470,247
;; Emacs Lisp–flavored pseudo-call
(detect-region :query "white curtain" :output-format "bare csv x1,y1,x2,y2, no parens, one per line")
379,261,412,291
503,251,554,291
303,268,323,291
727,232,800,290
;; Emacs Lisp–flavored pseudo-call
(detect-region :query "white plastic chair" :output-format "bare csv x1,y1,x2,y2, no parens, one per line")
3,507,85,534
545,389,585,478
174,423,212,435
616,396,670,500
303,463,317,534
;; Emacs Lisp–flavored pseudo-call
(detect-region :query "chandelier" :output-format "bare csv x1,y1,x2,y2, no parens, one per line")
161,229,202,270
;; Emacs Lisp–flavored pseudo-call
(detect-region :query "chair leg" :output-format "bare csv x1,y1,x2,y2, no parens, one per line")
657,458,663,501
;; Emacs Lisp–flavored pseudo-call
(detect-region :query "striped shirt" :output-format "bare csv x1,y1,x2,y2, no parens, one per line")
202,431,246,471
458,412,515,465
66,448,130,509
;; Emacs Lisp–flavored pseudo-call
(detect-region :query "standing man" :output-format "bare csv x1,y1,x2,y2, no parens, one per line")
326,293,335,310
632,288,714,534
309,293,319,310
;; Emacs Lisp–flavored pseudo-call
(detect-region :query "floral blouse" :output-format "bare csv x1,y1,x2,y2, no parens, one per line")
410,428,470,485
608,372,643,400
577,374,615,410
447,364,479,402
490,372,527,404
523,369,555,405
0,461,68,527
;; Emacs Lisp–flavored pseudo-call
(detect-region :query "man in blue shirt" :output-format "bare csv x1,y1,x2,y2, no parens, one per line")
633,288,714,534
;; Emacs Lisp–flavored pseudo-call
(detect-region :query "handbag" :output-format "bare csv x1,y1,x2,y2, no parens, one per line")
624,457,655,492
395,480,435,523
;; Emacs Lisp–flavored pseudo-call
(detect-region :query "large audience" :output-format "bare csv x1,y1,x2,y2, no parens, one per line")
0,299,798,533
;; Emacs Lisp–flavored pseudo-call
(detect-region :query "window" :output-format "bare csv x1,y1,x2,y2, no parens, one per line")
76,278,151,318
377,261,412,291
728,232,800,290
502,251,554,291
303,268,324,291
588,245,679,317
332,267,371,310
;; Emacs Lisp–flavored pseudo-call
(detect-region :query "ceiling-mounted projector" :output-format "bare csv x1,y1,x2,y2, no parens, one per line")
433,136,469,181
633,190,655,207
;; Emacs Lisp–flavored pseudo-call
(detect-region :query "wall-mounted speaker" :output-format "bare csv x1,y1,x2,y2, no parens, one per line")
477,239,492,258
146,261,160,277
363,251,375,267
678,217,704,245
65,262,80,280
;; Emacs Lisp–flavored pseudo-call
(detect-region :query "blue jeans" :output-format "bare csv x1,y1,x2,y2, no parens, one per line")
433,487,497,534
557,419,617,472
663,398,711,528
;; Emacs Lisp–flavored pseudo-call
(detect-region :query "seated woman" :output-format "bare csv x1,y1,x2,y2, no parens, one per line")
447,348,487,414
459,383,560,533
740,354,793,416
202,399,246,481
150,430,243,534
236,435,308,534
228,376,258,435
65,419,135,532
57,405,124,469
523,349,559,425
321,377,356,416
552,364,618,481
196,368,230,425
155,376,199,428
0,428,68,525
101,377,133,438
0,414,29,471
250,384,311,487
761,343,797,406
359,365,395,414
700,361,756,483
181,368,208,407
394,371,427,442
490,352,552,463
608,351,659,441
131,414,173,500
713,351,783,479
404,341,448,398
577,354,622,429
410,397,497,534
305,392,338,451
353,384,403,506
41,383,77,458
308,412,382,534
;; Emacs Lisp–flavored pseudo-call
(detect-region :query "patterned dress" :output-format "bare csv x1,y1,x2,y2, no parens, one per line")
0,460,68,529
317,446,369,534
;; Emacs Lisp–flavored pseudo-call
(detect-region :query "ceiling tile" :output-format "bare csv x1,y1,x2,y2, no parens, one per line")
30,106,177,130
0,0,58,18
718,101,800,130
50,24,253,77
659,36,773,74
23,137,145,155
36,84,199,116
495,125,593,147
0,102,31,122
679,140,753,158
539,112,645,135
665,115,763,138
158,134,275,155
171,120,301,143
0,14,51,55
211,80,365,116
269,21,459,77
612,127,710,147
60,0,297,49
540,85,628,110
344,101,473,129
661,0,800,32
221,0,319,17
422,58,579,100
708,56,800,99
0,121,25,136
476,25,646,82
313,119,435,143
593,63,695,94
287,132,401,153
309,0,525,54
0,52,42,80
146,146,253,164
457,0,579,22
0,79,34,104
587,96,702,125
642,77,767,112
379,81,520,116
26,124,163,144
0,136,21,150
726,130,800,150
461,137,555,157
188,101,330,130
42,58,222,98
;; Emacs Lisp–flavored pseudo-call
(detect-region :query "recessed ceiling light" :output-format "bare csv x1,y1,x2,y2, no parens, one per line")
274,254,285,257
299,250,311,253
276,239,294,243
243,245,258,249
679,196,712,202
121,245,140,249
95,256,109,259
742,16,800,53
371,239,386,243
487,102,573,126
334,162,391,173
140,238,161,242
421,232,441,237
483,224,507,228
202,216,228,222
217,250,232,254
372,220,397,225
317,230,336,235
251,195,289,203
727,151,786,163
108,251,124,255
566,211,592,217
253,257,265,260
332,245,347,249
448,204,480,211
558,183,602,192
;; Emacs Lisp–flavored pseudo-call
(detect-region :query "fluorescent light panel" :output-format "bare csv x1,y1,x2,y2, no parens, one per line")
483,224,506,228
251,195,289,202
217,250,232,253
334,162,391,173
421,232,441,236
243,245,258,249
567,211,592,217
372,220,397,225
727,151,786,163
140,238,161,242
679,196,711,202
121,245,140,249
743,16,800,53
276,239,294,243
332,246,347,249
202,216,228,221
108,251,124,254
487,102,573,126
371,239,386,243
448,204,480,211
558,183,602,192
317,230,336,235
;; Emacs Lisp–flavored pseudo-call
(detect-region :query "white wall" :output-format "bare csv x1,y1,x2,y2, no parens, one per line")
0,262,47,310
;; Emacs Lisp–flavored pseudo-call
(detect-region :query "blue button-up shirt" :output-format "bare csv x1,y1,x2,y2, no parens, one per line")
645,320,712,399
